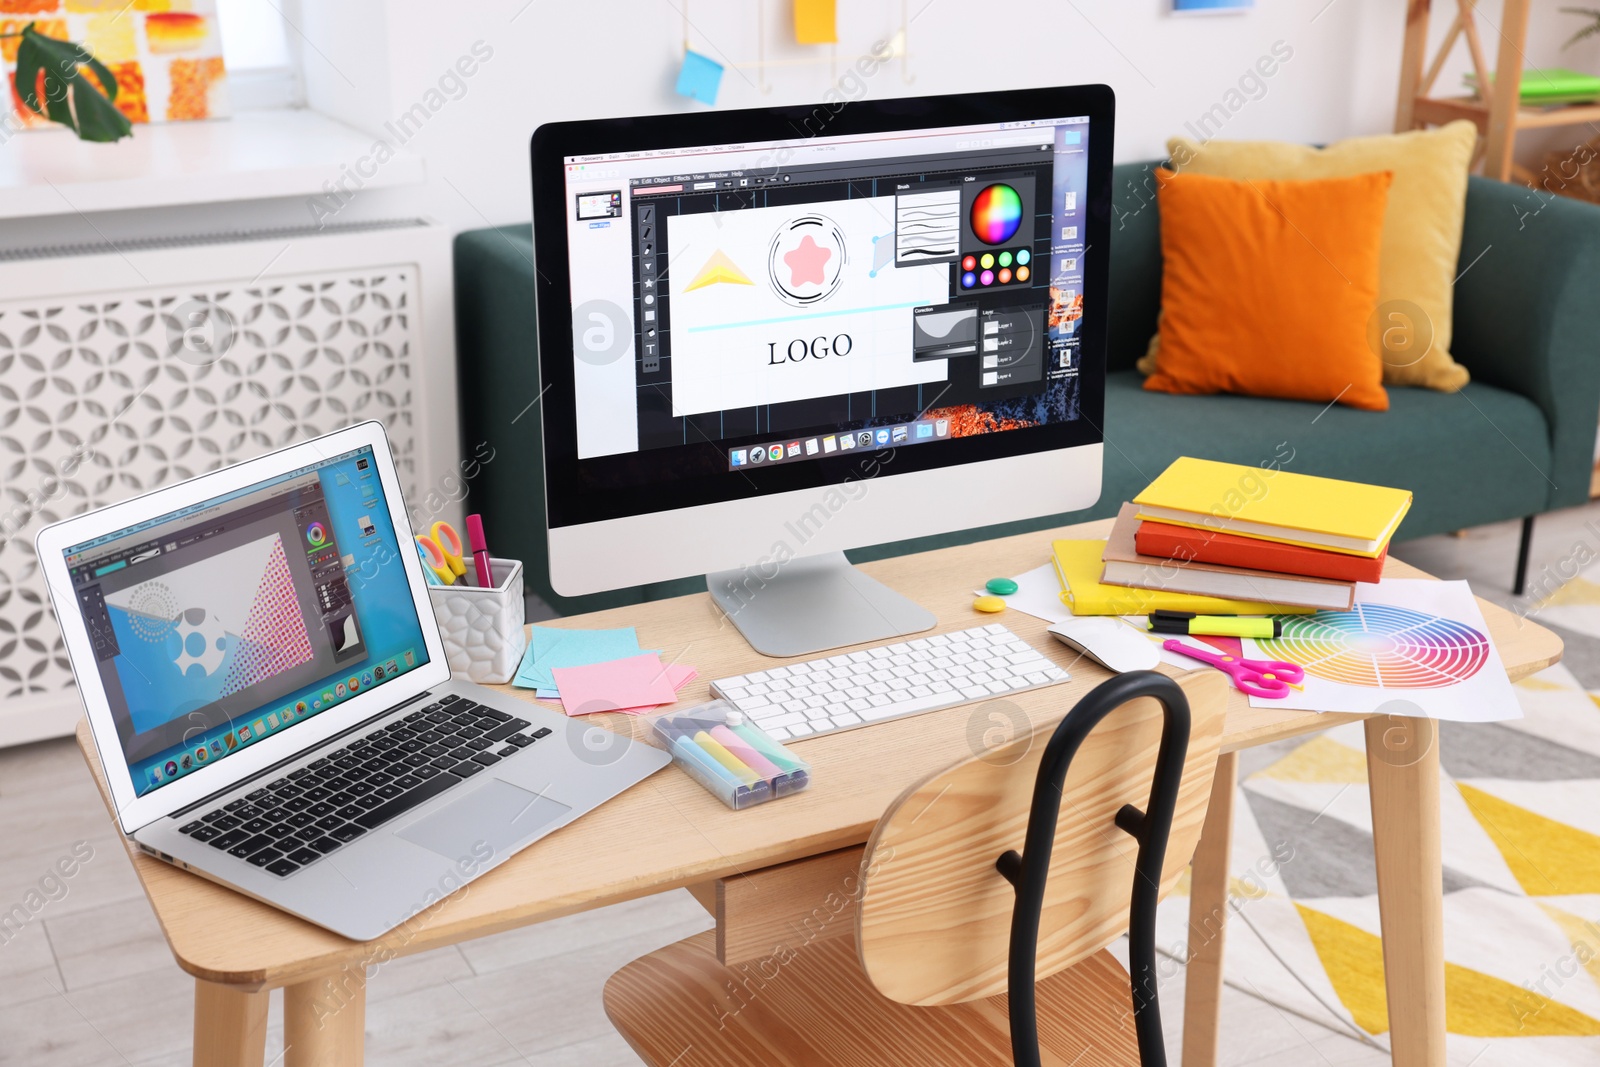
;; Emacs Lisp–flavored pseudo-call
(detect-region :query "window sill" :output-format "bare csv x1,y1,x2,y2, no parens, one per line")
0,109,424,221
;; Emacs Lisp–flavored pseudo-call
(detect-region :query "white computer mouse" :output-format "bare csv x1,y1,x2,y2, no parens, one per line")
1047,618,1161,674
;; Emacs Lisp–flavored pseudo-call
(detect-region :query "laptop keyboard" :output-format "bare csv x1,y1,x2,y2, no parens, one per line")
175,694,550,877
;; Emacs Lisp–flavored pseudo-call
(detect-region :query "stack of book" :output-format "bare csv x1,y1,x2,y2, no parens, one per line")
1098,457,1412,612
1464,68,1600,108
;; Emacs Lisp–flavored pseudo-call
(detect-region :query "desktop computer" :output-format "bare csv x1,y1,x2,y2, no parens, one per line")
530,86,1113,657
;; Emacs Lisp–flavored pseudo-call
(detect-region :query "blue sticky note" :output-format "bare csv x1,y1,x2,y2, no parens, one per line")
512,626,643,690
676,50,723,106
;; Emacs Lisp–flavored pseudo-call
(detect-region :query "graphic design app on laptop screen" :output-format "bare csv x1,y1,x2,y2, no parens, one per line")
561,116,1089,474
60,445,430,797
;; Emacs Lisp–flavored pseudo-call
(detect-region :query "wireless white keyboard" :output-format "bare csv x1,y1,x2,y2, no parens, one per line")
709,624,1070,741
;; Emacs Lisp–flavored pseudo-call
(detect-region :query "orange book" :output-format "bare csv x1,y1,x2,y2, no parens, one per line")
1135,519,1386,584
1103,506,1355,611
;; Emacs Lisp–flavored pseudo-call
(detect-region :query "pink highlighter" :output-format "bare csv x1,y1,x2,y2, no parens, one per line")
465,513,495,588
709,725,784,779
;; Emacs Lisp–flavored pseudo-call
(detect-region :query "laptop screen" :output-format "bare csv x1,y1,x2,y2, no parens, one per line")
60,445,431,798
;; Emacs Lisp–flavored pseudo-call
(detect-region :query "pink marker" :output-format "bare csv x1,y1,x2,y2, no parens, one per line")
465,513,495,588
710,725,783,779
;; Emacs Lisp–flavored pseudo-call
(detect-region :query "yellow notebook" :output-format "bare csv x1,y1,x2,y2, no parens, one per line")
1052,539,1314,616
1132,457,1412,558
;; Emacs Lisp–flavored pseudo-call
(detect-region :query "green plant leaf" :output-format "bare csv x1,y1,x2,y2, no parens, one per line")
1561,7,1600,49
12,22,132,143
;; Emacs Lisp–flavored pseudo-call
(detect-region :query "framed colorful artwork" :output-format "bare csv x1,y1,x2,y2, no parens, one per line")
3,0,230,129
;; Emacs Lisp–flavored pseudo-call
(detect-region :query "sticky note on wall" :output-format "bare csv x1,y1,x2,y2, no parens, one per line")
676,49,724,106
794,0,838,44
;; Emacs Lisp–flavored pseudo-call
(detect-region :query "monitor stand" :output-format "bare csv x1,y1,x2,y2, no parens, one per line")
706,551,938,658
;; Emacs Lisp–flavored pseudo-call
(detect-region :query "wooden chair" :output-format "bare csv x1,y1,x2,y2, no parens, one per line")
604,669,1229,1066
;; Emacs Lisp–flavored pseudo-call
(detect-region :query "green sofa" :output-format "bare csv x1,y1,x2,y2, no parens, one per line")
454,163,1600,616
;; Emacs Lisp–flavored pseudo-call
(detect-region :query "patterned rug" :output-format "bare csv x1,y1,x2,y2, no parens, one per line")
1156,597,1600,1065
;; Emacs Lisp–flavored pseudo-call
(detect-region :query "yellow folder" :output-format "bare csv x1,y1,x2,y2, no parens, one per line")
1052,539,1314,616
1132,457,1412,558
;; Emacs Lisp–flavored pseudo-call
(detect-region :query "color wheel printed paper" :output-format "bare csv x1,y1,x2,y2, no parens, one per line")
1241,579,1521,722
1265,604,1490,689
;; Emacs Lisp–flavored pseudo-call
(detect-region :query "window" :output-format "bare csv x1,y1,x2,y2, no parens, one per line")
216,0,303,110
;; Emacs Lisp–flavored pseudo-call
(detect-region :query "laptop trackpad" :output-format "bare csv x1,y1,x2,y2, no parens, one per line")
395,779,572,859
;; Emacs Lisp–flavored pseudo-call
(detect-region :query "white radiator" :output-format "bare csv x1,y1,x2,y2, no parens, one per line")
0,219,460,747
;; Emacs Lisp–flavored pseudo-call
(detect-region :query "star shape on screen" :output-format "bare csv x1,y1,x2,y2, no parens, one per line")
783,234,832,287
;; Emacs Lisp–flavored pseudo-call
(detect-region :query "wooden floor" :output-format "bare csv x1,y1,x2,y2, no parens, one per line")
13,492,1582,1066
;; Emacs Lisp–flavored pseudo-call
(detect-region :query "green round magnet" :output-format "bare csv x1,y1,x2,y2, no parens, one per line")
985,578,1019,596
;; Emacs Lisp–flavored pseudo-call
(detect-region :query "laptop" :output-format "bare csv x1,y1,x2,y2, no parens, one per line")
36,422,670,941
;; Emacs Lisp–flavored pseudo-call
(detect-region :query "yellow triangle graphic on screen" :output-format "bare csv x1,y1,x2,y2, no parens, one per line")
1458,782,1600,896
1255,735,1368,784
1295,904,1600,1037
684,249,754,291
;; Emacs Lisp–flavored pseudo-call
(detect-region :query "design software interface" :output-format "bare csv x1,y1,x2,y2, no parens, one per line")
63,446,430,797
563,116,1089,471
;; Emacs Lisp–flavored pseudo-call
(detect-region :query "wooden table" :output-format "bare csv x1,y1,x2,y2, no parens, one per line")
75,518,1561,1067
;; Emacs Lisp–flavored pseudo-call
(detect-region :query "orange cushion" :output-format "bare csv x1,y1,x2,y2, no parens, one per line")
1144,167,1392,412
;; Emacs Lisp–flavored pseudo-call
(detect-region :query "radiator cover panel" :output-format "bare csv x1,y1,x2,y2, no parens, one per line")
0,267,420,704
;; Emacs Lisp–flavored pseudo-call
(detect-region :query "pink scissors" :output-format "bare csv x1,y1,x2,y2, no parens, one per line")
1162,640,1305,699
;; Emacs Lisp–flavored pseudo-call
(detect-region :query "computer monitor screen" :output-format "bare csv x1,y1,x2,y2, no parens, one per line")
532,86,1111,600
59,444,431,797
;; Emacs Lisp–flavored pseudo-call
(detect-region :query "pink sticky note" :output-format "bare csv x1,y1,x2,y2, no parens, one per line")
601,663,700,714
554,653,680,716
665,663,697,689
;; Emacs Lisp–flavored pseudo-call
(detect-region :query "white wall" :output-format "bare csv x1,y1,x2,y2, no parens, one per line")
283,0,1413,233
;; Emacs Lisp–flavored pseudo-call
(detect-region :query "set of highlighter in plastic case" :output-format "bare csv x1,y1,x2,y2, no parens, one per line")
650,701,812,810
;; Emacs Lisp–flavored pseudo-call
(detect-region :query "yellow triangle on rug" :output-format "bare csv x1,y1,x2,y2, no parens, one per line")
1254,735,1368,784
1295,904,1600,1037
1516,676,1568,691
1536,575,1600,608
1538,903,1600,991
1458,783,1600,896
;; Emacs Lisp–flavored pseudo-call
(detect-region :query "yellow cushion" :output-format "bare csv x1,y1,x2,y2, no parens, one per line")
1139,121,1477,392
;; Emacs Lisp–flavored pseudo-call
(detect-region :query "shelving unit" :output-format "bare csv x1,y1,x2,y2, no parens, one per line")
1396,0,1600,180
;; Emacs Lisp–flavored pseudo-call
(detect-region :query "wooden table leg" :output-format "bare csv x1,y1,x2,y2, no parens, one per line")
194,979,269,1067
1365,716,1446,1067
284,973,366,1066
1183,750,1238,1067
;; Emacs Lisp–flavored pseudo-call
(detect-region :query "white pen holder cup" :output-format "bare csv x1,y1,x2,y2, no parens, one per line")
427,557,527,684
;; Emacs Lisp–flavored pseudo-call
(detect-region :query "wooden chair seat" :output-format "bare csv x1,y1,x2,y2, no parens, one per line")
604,930,1140,1067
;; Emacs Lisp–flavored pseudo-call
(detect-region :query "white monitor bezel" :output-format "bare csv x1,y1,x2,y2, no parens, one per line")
548,444,1103,596
35,421,450,835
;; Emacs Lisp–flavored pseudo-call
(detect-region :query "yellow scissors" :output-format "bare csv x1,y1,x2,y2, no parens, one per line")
415,521,467,585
